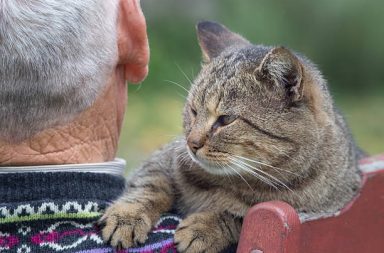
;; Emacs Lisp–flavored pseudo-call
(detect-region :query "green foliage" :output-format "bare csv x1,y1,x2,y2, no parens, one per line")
117,0,384,170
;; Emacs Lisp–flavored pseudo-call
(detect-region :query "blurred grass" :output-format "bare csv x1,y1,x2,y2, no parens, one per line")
117,0,384,170
337,95,384,155
117,87,185,169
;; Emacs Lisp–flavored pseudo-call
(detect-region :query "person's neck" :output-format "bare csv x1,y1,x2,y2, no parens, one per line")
0,127,117,166
0,72,125,166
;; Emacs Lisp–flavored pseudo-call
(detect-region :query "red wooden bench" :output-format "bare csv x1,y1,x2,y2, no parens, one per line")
237,154,384,253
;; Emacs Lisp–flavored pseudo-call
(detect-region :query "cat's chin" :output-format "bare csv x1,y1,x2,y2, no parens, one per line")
187,149,233,176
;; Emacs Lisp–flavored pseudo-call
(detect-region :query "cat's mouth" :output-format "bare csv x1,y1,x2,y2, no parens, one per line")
187,148,233,175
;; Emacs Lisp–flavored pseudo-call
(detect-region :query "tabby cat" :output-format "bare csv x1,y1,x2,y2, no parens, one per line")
100,21,362,252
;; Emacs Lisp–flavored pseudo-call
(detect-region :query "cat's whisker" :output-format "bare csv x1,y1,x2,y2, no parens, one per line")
173,140,186,148
181,152,191,163
163,79,189,93
227,162,255,192
235,155,302,178
176,151,186,160
133,82,144,92
229,158,279,191
235,156,290,182
231,157,293,193
190,67,195,79
175,152,184,161
174,145,185,151
176,151,191,166
269,145,301,164
175,149,187,156
174,139,186,145
216,161,234,185
175,63,193,85
240,160,291,192
176,91,187,100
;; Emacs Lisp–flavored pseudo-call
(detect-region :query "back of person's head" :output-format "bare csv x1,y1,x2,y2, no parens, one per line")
0,0,119,142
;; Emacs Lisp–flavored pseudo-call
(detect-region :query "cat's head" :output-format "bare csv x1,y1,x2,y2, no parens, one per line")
183,21,331,183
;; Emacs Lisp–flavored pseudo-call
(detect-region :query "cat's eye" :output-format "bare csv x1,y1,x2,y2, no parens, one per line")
190,106,197,116
216,115,237,126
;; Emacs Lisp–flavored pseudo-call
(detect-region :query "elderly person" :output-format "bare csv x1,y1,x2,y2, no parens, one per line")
0,0,179,252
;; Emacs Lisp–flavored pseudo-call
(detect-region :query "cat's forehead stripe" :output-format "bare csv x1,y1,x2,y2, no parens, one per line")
202,81,222,111
207,96,219,115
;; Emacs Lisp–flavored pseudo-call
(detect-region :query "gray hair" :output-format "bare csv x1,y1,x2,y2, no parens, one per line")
0,0,119,142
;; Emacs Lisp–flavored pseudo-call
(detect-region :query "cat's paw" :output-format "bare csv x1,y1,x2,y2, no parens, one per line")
99,201,153,249
174,212,228,253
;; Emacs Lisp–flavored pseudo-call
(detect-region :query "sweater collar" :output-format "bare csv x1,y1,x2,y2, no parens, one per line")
0,158,125,176
0,159,126,204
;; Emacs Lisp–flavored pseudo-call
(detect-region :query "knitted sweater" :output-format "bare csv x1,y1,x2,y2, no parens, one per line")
0,163,179,253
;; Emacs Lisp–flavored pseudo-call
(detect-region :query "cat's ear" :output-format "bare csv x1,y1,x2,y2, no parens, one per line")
196,21,249,62
256,47,304,103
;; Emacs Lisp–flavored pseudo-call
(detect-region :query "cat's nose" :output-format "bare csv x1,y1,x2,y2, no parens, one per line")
187,138,204,154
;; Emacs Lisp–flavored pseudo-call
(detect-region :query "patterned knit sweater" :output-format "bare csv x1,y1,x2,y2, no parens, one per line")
0,170,180,253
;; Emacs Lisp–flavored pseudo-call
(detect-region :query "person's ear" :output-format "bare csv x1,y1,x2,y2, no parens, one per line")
117,0,149,83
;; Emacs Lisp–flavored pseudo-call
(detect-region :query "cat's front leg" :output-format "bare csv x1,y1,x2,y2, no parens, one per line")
100,163,175,248
174,211,242,253
100,200,157,248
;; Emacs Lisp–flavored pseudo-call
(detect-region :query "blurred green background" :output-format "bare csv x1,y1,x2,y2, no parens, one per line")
117,0,384,169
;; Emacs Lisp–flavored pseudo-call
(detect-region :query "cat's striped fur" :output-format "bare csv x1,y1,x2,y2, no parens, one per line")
101,21,362,252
